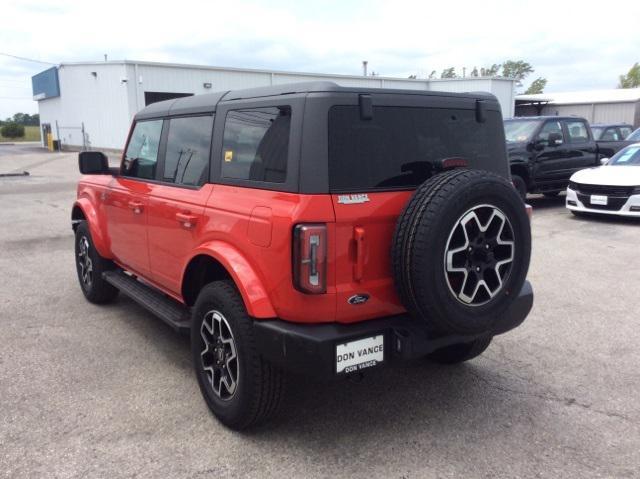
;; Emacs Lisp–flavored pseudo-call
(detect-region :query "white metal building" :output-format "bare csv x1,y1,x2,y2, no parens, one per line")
33,60,517,150
515,89,640,127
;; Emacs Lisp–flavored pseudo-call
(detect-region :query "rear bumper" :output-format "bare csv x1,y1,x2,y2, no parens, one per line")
253,280,533,380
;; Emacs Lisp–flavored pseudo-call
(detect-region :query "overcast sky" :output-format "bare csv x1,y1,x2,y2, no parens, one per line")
2,0,640,119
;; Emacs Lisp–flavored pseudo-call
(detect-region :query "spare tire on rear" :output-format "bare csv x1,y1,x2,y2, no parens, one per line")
392,169,531,335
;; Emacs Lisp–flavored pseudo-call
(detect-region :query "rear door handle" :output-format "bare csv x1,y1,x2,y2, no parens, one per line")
128,200,144,214
353,226,366,282
176,212,198,229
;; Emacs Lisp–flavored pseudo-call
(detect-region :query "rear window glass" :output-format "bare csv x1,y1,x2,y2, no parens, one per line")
328,106,505,192
222,107,291,183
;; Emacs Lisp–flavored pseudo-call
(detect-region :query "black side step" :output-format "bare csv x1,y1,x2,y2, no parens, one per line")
103,270,191,333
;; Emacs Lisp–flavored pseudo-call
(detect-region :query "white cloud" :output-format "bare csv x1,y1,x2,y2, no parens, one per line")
1,0,640,117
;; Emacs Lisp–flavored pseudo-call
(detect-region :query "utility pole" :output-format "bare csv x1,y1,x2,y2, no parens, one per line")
362,61,368,76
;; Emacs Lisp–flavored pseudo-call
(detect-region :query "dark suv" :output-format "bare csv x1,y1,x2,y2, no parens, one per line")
73,82,533,429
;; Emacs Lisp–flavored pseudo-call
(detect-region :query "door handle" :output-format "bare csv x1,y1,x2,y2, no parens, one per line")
176,212,198,229
353,226,366,282
128,200,144,214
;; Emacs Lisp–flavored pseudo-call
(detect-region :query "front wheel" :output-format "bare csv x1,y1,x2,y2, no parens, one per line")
426,337,492,364
75,221,118,304
191,281,285,430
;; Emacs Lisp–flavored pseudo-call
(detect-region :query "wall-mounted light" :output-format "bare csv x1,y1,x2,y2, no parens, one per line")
203,82,212,89
90,71,97,77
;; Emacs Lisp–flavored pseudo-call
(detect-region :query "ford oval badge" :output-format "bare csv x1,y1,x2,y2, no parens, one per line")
348,294,370,305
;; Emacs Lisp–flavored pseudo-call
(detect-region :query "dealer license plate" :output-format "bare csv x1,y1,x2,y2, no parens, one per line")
336,335,384,374
591,195,608,206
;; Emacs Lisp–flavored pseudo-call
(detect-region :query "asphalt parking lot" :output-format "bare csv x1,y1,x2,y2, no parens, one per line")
1,144,639,479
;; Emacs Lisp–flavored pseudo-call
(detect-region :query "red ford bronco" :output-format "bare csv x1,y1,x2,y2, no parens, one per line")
72,82,533,429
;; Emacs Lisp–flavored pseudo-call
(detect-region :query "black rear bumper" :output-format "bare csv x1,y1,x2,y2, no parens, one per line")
253,281,533,379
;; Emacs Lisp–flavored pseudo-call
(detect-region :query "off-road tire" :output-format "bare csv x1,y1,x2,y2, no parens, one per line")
511,174,527,200
426,336,492,364
74,221,118,304
191,281,285,430
392,169,531,335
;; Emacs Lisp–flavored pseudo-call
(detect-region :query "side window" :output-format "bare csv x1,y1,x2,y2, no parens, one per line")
601,128,620,141
122,120,163,180
565,121,589,143
163,115,214,186
222,106,291,183
620,126,633,139
537,121,564,144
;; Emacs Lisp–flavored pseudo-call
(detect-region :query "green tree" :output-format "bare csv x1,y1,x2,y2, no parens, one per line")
525,77,548,94
501,60,534,87
1,122,25,138
428,70,437,79
481,64,501,76
470,67,479,77
441,67,457,79
618,62,640,88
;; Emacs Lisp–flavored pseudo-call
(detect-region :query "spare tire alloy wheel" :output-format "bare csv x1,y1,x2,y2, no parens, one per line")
392,169,531,335
444,205,515,306
200,310,239,400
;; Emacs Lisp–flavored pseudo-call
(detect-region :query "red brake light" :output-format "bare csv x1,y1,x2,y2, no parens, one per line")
293,224,327,294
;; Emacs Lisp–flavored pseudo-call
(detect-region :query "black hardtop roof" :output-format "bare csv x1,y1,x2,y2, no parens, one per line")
134,81,498,120
506,115,589,122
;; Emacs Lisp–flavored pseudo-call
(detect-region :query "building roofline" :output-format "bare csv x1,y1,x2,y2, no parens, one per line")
55,59,513,84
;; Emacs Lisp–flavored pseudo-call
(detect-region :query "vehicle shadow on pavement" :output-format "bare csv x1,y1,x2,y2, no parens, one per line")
110,295,539,442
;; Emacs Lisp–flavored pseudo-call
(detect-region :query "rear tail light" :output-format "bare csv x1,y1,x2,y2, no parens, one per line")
293,224,327,294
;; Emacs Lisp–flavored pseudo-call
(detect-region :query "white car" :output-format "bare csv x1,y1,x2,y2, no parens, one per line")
566,143,640,217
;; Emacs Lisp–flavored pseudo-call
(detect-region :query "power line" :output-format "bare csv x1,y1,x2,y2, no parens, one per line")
0,53,56,66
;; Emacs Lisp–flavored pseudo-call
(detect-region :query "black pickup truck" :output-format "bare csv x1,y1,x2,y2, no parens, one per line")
504,116,600,198
591,123,636,158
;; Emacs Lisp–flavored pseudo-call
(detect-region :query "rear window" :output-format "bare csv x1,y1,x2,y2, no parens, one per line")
328,106,505,192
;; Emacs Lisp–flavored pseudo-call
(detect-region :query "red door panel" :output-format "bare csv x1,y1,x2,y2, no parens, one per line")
104,178,152,276
146,184,214,294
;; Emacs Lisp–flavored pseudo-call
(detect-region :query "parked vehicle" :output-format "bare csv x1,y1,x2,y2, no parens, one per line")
566,143,640,217
591,123,636,158
625,127,640,142
72,82,534,429
504,116,599,199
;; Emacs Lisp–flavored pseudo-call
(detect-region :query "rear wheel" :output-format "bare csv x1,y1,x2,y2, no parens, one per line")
191,281,285,430
74,221,118,304
426,337,492,364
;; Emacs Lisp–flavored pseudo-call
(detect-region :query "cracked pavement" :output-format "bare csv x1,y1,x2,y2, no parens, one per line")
1,145,639,478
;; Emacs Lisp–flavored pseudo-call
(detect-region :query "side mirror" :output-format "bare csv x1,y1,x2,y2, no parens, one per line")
78,151,110,175
600,157,610,165
547,132,563,147
532,141,545,151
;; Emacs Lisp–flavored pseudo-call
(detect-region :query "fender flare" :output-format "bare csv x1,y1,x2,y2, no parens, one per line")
72,198,111,259
187,241,277,318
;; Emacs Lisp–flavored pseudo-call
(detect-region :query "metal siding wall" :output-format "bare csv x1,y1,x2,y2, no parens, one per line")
593,103,636,125
541,104,593,120
37,63,131,150
429,79,514,118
